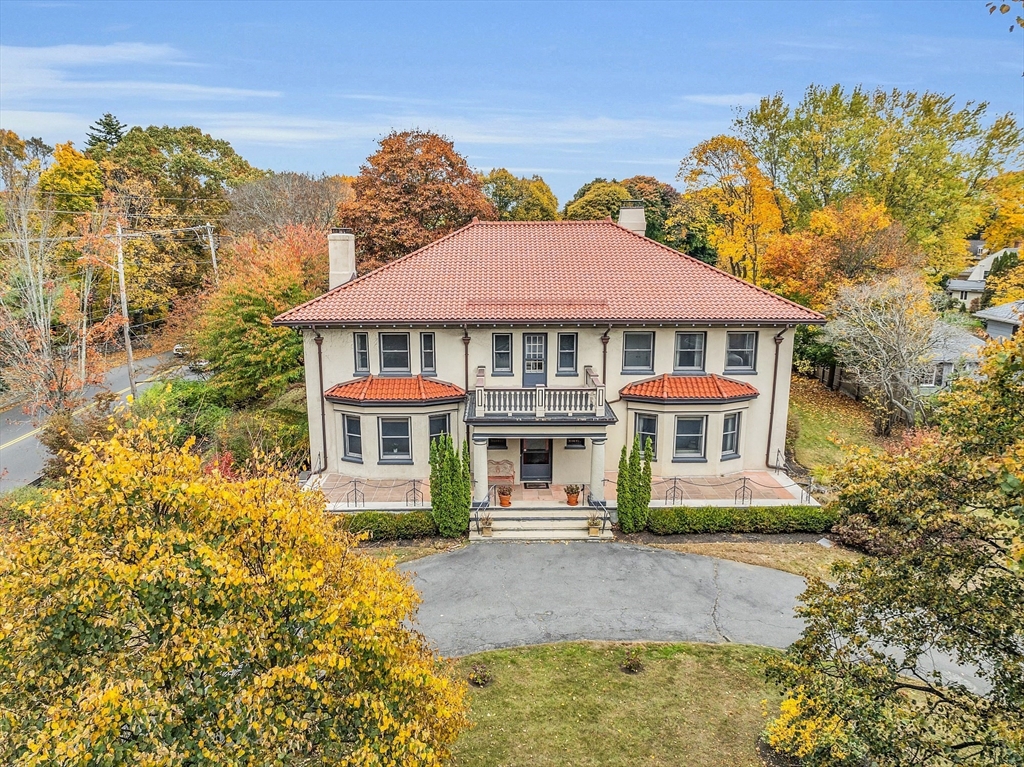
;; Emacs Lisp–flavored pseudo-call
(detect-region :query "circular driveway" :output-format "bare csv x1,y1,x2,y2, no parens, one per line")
400,541,807,657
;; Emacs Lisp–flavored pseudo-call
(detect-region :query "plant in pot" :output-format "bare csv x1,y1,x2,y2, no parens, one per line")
480,511,493,536
497,485,513,507
564,484,582,506
587,511,602,537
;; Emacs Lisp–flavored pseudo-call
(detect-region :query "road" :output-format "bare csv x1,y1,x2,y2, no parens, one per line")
0,353,176,491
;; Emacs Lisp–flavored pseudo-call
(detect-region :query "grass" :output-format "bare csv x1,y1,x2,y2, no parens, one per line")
359,539,466,564
451,642,778,767
651,541,861,581
788,374,887,473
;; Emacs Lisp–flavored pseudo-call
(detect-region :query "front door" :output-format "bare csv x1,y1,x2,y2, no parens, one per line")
521,438,553,482
523,333,547,388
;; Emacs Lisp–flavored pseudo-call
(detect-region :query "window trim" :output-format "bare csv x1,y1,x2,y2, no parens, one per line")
378,416,412,463
379,332,411,374
724,331,758,373
564,437,586,450
492,332,514,376
721,412,741,459
556,332,578,375
673,414,707,462
420,332,436,374
634,411,658,459
353,332,369,375
343,414,362,462
622,331,655,373
673,331,706,373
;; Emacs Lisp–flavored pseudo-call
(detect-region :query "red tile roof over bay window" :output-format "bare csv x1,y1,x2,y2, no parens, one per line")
620,374,759,403
324,375,465,404
273,221,824,326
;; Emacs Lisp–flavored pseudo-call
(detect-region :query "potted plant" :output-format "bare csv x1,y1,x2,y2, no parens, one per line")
497,485,513,507
479,512,493,537
564,484,582,506
587,511,602,537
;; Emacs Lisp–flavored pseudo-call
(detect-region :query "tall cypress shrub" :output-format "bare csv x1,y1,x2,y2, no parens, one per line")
616,445,633,531
638,437,653,530
430,434,469,537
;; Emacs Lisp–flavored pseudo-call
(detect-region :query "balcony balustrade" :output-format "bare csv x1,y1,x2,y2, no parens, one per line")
474,366,606,418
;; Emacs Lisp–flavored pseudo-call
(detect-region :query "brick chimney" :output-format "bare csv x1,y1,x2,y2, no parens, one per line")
328,228,356,289
618,200,646,237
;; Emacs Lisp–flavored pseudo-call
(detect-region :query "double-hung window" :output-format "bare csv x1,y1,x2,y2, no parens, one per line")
557,333,578,374
379,417,411,461
354,332,369,374
420,332,436,374
725,331,757,372
492,333,513,374
634,413,658,458
343,415,362,460
622,332,654,372
380,333,410,373
674,332,705,372
674,416,706,459
428,413,450,443
721,413,740,458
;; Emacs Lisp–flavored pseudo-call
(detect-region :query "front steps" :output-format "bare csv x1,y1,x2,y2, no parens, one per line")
470,506,614,541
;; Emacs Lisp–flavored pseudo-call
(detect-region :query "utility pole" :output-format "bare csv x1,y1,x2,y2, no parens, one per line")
205,222,219,284
115,220,137,398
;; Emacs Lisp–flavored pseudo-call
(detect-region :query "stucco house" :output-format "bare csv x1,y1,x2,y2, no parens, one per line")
273,207,824,533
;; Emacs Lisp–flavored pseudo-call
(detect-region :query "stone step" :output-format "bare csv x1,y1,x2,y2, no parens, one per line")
471,528,612,541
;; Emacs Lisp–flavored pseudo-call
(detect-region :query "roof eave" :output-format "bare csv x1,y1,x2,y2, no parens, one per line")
274,316,824,329
620,393,759,405
324,394,467,407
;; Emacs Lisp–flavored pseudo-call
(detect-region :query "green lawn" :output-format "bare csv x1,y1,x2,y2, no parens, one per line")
451,642,778,767
788,374,886,473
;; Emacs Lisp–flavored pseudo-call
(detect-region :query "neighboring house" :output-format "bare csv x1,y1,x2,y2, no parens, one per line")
918,322,985,391
273,209,824,521
975,299,1024,340
946,248,1020,309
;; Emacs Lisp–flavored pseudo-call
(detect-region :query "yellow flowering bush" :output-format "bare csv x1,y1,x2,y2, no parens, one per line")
764,688,855,765
0,418,468,766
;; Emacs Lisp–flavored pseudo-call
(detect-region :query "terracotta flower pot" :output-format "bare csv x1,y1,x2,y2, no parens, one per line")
482,526,493,537
566,493,580,506
499,495,511,507
589,526,600,536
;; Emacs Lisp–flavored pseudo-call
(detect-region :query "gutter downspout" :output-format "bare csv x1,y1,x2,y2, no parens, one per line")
765,327,788,469
314,331,328,474
601,326,611,383
462,326,471,447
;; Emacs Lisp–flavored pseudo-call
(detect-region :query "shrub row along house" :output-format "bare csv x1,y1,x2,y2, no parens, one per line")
274,204,824,536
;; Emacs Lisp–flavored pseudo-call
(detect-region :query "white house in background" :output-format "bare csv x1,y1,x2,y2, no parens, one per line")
975,299,1024,340
946,247,1019,310
273,206,824,524
918,322,985,391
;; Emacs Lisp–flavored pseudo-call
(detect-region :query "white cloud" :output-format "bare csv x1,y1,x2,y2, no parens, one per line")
0,109,89,140
681,93,763,107
0,42,279,102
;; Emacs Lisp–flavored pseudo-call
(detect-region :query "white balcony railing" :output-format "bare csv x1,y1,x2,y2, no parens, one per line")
474,366,606,417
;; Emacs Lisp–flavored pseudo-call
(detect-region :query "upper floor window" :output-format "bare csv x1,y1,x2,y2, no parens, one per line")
721,412,740,457
557,333,578,374
493,333,513,373
725,331,757,371
429,413,450,442
634,412,658,458
354,332,369,374
622,332,654,372
674,332,705,372
420,332,436,373
343,415,362,459
380,333,410,373
674,415,706,459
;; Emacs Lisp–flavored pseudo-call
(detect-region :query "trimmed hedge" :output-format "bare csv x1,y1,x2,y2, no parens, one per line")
342,511,440,541
646,505,837,535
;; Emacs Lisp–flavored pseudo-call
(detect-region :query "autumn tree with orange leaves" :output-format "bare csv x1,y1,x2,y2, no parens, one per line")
338,130,496,271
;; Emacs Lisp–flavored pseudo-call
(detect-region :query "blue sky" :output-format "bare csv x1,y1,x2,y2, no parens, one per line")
1,0,1022,202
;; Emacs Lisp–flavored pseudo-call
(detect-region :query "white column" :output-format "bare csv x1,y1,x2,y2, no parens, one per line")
590,437,607,503
473,437,489,503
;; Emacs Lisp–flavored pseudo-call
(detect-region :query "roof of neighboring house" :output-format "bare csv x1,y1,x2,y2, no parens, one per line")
619,373,760,403
324,375,465,405
964,254,997,282
974,300,1024,328
946,280,986,293
929,322,985,364
274,220,824,327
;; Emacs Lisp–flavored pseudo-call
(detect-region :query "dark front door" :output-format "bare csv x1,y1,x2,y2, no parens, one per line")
521,438,553,482
523,333,547,388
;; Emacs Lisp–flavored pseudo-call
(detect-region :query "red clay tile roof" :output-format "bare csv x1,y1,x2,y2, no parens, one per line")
620,374,759,403
274,220,824,326
324,375,465,404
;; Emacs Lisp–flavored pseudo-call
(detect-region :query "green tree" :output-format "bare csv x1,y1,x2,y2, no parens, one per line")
621,175,681,242
84,112,127,153
481,168,559,221
616,445,633,530
429,434,470,538
0,418,469,765
617,435,650,534
564,181,631,221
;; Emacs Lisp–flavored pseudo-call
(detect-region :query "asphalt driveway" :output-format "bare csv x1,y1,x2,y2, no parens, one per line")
400,541,806,656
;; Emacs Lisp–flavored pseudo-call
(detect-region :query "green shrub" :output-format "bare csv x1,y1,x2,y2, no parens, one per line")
429,434,471,538
343,511,438,541
645,505,837,535
616,435,652,534
133,379,230,447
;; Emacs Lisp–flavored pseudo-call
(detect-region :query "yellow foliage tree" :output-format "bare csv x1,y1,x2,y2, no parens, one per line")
984,170,1024,251
38,142,103,214
0,419,468,765
680,135,784,285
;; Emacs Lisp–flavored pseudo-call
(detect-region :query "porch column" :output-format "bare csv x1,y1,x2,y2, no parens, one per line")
589,437,606,503
472,437,489,503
